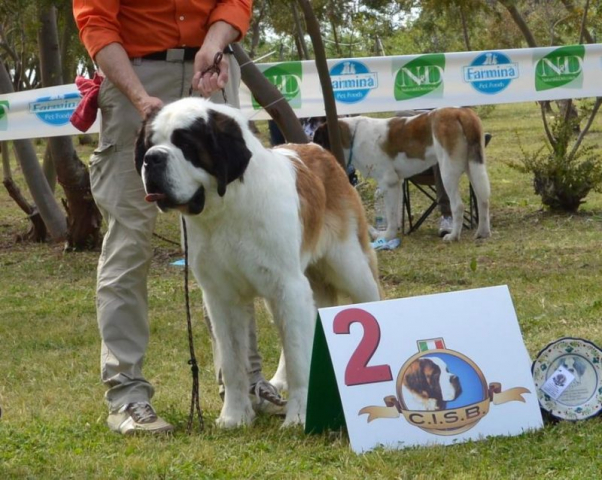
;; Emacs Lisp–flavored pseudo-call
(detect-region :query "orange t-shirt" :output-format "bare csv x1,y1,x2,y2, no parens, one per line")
73,0,252,60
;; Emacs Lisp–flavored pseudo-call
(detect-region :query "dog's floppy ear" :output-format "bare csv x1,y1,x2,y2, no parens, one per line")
207,110,252,197
312,122,330,150
403,359,429,398
134,111,158,175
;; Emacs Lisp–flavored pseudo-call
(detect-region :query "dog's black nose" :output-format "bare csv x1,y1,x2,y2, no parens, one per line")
144,150,167,167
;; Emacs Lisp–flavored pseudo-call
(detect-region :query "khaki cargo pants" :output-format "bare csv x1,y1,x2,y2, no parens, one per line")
90,53,263,411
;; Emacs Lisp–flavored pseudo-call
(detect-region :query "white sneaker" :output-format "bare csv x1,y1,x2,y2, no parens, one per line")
438,216,453,238
107,402,174,435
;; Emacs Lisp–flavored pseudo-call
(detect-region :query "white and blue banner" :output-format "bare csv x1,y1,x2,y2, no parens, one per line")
1,44,601,141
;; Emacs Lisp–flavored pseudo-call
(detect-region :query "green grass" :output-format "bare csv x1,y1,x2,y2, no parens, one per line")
1,102,602,479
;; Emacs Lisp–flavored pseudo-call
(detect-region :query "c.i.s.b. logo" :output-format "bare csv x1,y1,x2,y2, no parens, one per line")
393,54,445,101
534,45,585,92
29,92,80,126
254,62,302,110
0,100,9,131
329,60,378,104
463,51,519,95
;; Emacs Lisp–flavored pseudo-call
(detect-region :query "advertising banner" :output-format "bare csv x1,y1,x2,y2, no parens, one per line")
0,44,600,141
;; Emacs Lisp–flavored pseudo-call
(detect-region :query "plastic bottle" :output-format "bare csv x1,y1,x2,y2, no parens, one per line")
374,188,387,232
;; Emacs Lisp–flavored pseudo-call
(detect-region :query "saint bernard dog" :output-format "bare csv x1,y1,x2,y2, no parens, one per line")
313,108,491,242
135,98,381,428
401,357,462,411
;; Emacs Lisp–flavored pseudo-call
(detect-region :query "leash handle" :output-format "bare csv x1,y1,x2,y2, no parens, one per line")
194,52,227,103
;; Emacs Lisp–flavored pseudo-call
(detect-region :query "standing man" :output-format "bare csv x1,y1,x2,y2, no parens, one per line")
74,0,284,435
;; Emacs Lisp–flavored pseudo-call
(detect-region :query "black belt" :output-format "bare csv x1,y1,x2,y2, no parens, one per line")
141,45,234,62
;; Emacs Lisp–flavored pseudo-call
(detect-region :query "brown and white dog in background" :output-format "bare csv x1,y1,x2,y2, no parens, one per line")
135,98,381,428
313,108,491,242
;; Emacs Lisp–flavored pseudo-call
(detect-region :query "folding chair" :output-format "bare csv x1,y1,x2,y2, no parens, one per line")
401,133,492,235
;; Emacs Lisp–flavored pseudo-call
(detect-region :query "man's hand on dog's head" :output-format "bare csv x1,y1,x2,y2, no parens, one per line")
138,96,164,120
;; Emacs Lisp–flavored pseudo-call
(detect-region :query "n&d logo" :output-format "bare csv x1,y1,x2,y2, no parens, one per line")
29,92,81,126
535,45,585,91
254,62,302,110
0,100,9,131
394,54,445,101
330,60,378,104
359,338,531,436
463,51,519,95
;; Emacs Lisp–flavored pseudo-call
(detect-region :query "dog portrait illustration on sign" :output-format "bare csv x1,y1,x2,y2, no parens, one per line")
359,338,531,436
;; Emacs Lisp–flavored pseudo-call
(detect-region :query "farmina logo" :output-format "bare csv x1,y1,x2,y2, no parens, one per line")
463,51,519,95
330,60,378,104
29,92,81,126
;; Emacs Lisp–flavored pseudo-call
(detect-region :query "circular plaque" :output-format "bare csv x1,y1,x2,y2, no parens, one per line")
532,337,602,421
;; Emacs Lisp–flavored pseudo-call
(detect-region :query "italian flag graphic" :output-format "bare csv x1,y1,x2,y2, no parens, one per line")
417,338,446,351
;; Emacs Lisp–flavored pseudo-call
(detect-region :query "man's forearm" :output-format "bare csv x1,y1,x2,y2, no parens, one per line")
94,42,149,115
203,21,240,51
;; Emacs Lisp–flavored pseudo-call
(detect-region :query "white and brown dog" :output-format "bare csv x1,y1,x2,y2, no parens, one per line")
401,357,462,411
313,108,491,242
135,98,381,428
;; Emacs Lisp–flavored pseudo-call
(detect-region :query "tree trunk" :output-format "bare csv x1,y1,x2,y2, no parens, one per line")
0,60,67,241
560,0,595,43
59,4,78,86
296,0,345,168
42,144,57,192
38,6,102,251
497,0,538,47
2,142,47,242
459,6,472,51
231,44,308,144
292,3,309,60
330,19,343,57
248,0,267,58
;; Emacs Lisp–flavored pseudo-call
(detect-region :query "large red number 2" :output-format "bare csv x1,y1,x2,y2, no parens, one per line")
333,308,393,386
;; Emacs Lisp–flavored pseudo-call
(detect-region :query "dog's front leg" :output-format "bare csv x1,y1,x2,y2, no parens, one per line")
267,275,316,427
204,294,256,428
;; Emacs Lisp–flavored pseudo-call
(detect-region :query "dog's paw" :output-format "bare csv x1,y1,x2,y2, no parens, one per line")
475,229,491,240
281,410,306,428
216,406,255,429
281,396,306,428
368,226,382,241
442,232,460,242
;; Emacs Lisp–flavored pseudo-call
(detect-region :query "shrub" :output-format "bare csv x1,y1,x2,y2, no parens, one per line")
508,104,602,213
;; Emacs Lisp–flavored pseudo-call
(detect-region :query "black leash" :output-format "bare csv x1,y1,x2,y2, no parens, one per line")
181,216,204,433
180,49,230,434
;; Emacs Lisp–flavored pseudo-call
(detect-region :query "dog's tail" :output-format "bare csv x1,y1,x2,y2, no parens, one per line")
457,109,485,165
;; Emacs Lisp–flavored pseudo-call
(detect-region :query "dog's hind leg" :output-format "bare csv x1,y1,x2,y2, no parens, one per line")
204,294,256,428
266,274,316,427
437,152,465,242
467,161,491,239
324,240,381,304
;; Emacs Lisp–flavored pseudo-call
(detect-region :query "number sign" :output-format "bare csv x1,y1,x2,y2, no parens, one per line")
306,285,543,453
